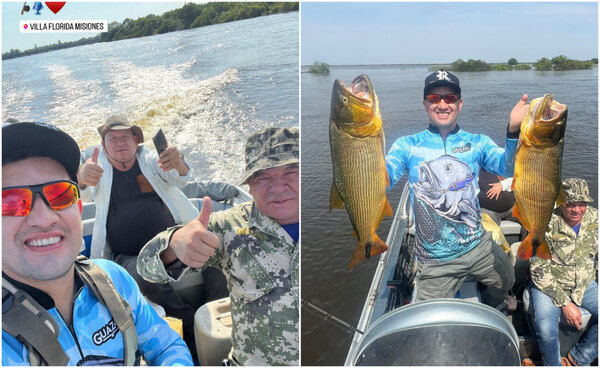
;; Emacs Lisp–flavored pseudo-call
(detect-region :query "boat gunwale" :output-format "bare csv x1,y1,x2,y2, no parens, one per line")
344,181,412,366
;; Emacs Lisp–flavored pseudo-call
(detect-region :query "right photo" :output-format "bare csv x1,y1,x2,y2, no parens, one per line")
301,2,598,366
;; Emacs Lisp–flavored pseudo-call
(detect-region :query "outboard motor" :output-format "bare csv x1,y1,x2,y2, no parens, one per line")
349,299,520,366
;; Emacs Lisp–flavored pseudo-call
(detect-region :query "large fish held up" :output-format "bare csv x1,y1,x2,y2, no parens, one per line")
512,94,567,260
329,74,393,269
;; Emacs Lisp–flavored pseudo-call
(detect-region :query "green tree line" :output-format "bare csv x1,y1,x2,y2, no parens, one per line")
430,56,597,72
3,2,298,60
307,61,330,74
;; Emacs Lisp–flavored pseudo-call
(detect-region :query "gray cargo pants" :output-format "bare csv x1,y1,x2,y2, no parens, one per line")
414,231,515,308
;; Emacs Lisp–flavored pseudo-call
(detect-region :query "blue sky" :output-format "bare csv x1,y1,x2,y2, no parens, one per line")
2,1,185,52
301,2,598,65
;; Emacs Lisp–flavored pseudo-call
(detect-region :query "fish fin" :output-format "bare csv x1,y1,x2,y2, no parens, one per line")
351,230,357,238
555,183,567,208
376,198,394,227
370,234,388,258
535,242,553,260
348,235,388,270
348,242,366,270
329,184,345,211
512,203,530,231
517,235,534,260
511,203,520,220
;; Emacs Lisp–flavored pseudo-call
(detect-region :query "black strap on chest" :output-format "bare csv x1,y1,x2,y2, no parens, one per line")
2,256,138,365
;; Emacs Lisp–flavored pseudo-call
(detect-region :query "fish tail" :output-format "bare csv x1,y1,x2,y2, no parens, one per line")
348,235,388,270
535,242,553,260
517,235,534,260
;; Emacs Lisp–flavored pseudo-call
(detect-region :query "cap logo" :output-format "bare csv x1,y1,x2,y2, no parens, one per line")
436,71,450,82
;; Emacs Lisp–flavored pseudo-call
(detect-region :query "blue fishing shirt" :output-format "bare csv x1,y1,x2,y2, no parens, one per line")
2,259,192,366
386,125,519,264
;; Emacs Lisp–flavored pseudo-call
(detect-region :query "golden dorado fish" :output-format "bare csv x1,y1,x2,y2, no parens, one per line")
329,74,393,269
512,94,567,260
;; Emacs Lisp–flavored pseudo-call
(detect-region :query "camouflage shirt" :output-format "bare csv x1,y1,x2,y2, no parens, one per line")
530,206,598,307
138,202,299,366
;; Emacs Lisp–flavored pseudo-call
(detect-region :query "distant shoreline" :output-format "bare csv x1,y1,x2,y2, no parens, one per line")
301,62,600,67
3,3,298,60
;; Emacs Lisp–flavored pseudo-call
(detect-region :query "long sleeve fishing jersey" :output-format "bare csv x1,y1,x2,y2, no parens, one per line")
385,125,518,264
2,260,193,366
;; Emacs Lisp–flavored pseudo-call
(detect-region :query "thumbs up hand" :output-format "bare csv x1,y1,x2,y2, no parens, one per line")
77,147,104,187
168,197,219,268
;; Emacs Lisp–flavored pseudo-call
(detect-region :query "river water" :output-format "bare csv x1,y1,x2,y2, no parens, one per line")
301,65,598,365
2,12,299,185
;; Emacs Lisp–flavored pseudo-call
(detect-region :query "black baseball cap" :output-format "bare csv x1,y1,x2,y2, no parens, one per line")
2,121,81,182
424,70,461,98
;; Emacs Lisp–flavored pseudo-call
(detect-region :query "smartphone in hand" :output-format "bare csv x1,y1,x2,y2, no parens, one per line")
153,129,168,154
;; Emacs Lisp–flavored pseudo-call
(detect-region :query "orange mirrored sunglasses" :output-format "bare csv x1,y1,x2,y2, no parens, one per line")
2,180,80,217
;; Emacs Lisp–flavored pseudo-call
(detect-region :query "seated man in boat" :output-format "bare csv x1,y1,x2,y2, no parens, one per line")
525,178,598,366
77,115,228,356
2,121,192,365
137,127,299,366
478,168,516,226
385,70,529,308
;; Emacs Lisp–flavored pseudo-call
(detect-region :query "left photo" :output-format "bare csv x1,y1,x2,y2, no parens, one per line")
2,2,299,366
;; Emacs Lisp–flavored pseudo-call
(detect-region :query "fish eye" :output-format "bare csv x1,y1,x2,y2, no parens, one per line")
444,164,452,173
342,96,348,104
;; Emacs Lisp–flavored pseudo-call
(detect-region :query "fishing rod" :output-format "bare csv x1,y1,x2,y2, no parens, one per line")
301,299,364,335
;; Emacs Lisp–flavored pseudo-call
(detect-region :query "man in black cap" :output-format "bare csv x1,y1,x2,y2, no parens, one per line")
385,70,529,308
2,122,192,365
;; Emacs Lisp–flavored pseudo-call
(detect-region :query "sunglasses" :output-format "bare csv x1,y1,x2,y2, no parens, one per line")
2,180,80,217
426,94,460,104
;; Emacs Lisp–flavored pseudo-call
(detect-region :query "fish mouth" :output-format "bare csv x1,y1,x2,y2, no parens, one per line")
534,94,567,124
349,74,373,101
528,94,567,142
333,74,375,127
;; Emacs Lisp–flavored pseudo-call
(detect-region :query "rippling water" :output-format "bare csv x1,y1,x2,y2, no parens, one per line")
301,65,598,365
3,12,299,185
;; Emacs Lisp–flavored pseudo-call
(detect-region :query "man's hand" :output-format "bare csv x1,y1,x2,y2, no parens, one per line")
561,302,583,330
508,94,529,133
158,145,188,176
167,197,218,268
77,147,104,188
486,182,503,200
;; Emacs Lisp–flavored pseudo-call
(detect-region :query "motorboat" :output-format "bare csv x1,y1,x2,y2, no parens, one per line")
344,182,593,366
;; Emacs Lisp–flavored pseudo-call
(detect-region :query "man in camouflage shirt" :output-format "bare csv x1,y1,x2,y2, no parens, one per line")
528,178,598,366
137,127,299,366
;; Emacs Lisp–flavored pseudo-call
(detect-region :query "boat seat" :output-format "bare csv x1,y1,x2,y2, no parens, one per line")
188,197,228,213
509,242,530,294
501,220,522,236
412,271,481,302
501,220,524,247
455,276,480,302
81,218,94,258
350,299,520,366
81,202,96,221
194,297,232,366
522,286,592,357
